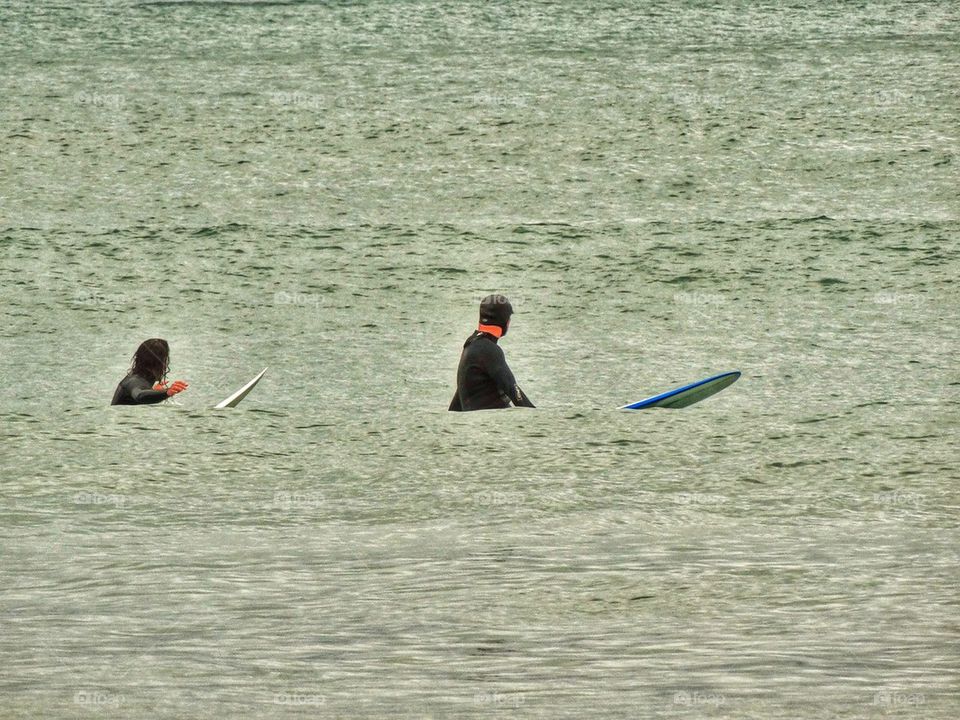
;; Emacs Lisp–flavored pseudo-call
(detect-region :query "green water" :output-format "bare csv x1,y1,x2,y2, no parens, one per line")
1,1,958,717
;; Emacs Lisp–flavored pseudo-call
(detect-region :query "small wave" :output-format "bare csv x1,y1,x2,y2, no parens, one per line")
192,223,249,236
139,0,301,6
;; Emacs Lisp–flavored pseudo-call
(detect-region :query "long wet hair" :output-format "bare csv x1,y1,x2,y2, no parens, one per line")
129,338,170,383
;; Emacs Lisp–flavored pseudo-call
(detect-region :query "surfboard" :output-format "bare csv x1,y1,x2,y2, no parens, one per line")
214,368,267,409
621,370,740,410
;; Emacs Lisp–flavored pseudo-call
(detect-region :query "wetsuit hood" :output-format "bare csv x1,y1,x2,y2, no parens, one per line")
479,294,513,336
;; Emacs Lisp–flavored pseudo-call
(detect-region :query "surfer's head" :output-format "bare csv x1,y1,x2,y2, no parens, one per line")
130,338,170,383
479,294,513,337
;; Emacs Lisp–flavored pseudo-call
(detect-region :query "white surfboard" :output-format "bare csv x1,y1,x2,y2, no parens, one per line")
214,368,267,409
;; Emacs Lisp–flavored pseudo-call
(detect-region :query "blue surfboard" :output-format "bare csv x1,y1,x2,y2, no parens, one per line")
621,370,740,410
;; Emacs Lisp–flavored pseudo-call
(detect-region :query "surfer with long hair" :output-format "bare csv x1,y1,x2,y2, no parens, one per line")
111,338,188,405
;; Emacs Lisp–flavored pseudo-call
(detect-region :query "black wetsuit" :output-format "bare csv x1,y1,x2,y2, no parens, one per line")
449,331,534,411
111,373,168,405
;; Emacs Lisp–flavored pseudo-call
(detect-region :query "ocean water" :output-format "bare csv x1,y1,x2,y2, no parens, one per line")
1,1,958,717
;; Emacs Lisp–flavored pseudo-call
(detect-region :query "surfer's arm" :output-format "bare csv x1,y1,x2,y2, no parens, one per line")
130,387,167,405
127,378,169,404
486,346,535,409
509,384,535,408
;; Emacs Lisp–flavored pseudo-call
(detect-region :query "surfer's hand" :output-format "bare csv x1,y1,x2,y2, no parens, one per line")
152,382,168,391
166,380,189,396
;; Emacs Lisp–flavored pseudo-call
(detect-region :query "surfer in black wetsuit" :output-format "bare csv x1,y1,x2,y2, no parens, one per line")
449,294,535,412
111,338,188,405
